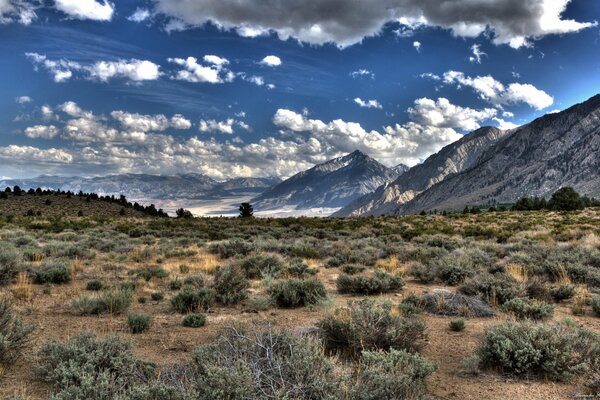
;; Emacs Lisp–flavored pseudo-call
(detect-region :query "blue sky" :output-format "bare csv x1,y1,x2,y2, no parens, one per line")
0,0,599,179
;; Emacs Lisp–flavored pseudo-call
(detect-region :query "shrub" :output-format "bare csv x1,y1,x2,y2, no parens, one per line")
285,259,319,278
35,332,155,399
337,271,404,295
136,266,169,281
0,246,21,286
459,273,521,305
120,281,137,291
318,299,426,358
169,279,183,291
34,260,71,284
526,276,550,301
592,296,600,317
151,292,164,302
269,278,327,308
171,287,215,314
212,265,249,305
421,290,495,317
86,279,103,291
182,313,206,328
340,264,366,275
0,298,34,365
128,314,152,334
239,254,284,279
246,296,273,312
192,326,341,399
501,297,554,321
477,321,600,381
408,262,436,283
550,285,575,302
183,275,204,289
449,319,465,332
208,239,254,259
71,290,133,315
349,349,436,400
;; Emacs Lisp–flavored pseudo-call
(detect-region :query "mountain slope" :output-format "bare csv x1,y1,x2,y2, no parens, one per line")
251,150,399,210
333,126,510,216
398,94,600,214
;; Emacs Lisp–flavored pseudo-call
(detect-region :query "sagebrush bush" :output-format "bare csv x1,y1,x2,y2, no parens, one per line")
477,321,600,381
239,254,284,279
459,273,521,305
285,259,319,278
501,297,554,321
34,259,71,284
150,292,164,302
408,262,436,283
71,289,133,315
171,287,216,313
340,264,366,275
85,279,103,291
421,290,495,317
449,319,465,332
182,313,206,328
337,271,404,295
212,265,249,305
136,266,169,281
0,245,21,286
592,296,600,317
268,278,327,308
0,298,34,365
349,349,436,400
550,285,575,302
208,239,254,258
127,314,152,334
318,299,426,358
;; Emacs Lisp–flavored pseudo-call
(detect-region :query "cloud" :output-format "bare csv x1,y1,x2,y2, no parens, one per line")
153,0,595,48
128,8,151,22
168,56,234,83
441,71,553,109
0,0,36,25
413,41,421,52
350,69,375,79
199,118,249,134
24,125,59,139
469,44,486,64
15,95,32,104
493,117,518,130
111,111,192,132
54,0,114,21
260,55,281,67
354,98,383,109
0,145,73,164
407,97,497,131
26,53,161,83
239,74,265,86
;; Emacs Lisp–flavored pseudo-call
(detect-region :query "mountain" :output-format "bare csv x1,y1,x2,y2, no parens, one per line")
251,150,400,211
393,163,410,175
0,174,281,201
398,94,600,214
333,126,510,216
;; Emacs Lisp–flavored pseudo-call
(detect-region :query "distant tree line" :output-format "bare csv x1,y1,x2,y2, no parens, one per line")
511,187,599,212
0,185,168,217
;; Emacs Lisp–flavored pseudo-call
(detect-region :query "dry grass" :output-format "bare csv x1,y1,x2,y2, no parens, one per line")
376,256,408,277
506,263,528,284
572,286,590,316
191,251,221,273
12,272,33,303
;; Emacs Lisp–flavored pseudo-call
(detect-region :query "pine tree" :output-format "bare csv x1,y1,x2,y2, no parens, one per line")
239,203,254,218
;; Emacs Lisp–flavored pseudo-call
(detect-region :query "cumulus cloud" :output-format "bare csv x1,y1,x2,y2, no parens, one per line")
111,111,192,132
493,117,519,130
354,98,383,109
469,44,486,64
413,41,421,52
24,125,59,139
408,97,497,131
441,71,554,109
26,53,160,83
15,95,32,104
128,8,151,22
153,0,595,48
168,56,234,84
260,55,281,66
54,0,114,21
198,118,249,134
350,69,375,79
0,145,73,163
0,0,36,25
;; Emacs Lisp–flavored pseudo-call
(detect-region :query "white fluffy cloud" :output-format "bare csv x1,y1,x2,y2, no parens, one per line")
24,125,59,139
128,8,151,22
0,0,36,25
111,111,192,132
441,71,554,109
354,98,383,109
153,0,595,48
260,55,281,67
413,41,421,52
408,97,497,131
15,95,32,104
54,0,114,21
199,118,249,134
493,117,519,130
0,145,73,163
168,56,234,84
25,53,160,83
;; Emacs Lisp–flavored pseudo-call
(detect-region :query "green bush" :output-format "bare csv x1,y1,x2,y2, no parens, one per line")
318,299,426,358
449,319,465,332
550,285,575,302
182,313,206,328
269,278,328,308
0,246,21,286
337,271,404,295
208,239,255,258
71,289,133,315
349,349,436,400
150,292,164,302
592,296,600,317
340,264,366,275
86,279,103,291
136,266,169,281
239,254,284,279
501,297,554,321
285,259,319,278
477,321,600,381
408,262,436,283
0,298,34,365
120,281,137,291
34,260,71,284
128,314,152,334
212,265,249,305
169,279,183,291
171,287,215,314
459,273,521,305
183,275,204,289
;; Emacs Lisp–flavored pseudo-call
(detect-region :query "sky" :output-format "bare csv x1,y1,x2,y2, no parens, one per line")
0,0,599,180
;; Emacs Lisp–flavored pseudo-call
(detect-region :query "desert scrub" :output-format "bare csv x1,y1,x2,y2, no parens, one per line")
127,313,152,334
192,326,342,399
212,265,249,305
501,297,554,320
182,313,206,328
239,253,284,279
33,259,71,284
0,298,34,365
459,273,522,305
35,332,155,399
592,296,600,317
150,291,164,302
318,299,426,358
171,287,215,313
449,319,466,332
476,321,600,381
337,271,404,295
550,284,575,302
421,290,494,317
0,245,21,285
269,278,328,308
349,349,436,400
285,258,319,278
85,279,103,291
135,266,169,281
208,238,254,258
408,262,436,283
71,289,133,315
